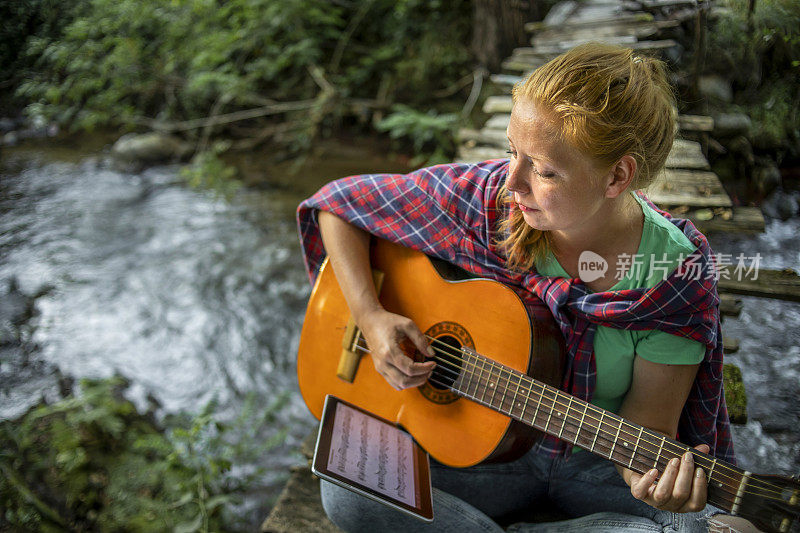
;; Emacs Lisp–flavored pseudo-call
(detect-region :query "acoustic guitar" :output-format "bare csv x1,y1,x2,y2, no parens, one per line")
297,237,800,533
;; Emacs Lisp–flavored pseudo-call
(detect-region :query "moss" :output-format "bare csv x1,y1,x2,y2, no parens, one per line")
723,363,748,425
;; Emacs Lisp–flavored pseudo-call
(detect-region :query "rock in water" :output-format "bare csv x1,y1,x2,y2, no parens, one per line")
112,133,192,164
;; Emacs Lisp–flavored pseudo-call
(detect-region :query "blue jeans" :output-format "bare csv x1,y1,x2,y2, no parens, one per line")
320,446,722,532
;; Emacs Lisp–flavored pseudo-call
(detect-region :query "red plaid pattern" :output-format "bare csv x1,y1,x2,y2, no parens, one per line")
296,159,734,463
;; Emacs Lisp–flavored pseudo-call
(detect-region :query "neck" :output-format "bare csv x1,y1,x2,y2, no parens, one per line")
550,192,641,257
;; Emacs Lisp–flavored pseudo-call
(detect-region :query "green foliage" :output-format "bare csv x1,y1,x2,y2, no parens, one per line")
0,376,288,532
377,105,460,166
17,0,473,146
180,141,243,200
723,363,748,425
707,0,800,153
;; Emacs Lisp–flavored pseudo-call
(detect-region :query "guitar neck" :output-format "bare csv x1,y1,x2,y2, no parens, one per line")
451,350,750,516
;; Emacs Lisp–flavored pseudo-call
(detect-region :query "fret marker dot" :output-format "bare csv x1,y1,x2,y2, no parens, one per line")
489,382,495,388
622,442,628,447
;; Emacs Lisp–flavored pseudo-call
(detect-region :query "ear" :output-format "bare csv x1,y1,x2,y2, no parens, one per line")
604,155,637,199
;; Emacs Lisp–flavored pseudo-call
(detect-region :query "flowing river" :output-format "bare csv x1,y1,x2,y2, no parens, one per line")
1,139,797,524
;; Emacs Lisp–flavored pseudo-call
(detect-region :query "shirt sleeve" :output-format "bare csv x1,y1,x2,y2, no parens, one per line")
296,159,510,284
635,329,706,365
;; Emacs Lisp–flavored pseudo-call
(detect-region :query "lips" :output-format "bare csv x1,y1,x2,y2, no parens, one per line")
515,202,538,212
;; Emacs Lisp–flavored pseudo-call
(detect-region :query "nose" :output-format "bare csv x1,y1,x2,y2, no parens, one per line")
506,159,530,195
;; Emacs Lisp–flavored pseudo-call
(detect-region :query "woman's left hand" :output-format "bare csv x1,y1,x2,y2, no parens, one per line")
628,444,710,513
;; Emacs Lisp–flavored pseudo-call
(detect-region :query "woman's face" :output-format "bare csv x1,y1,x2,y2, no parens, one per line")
506,100,612,234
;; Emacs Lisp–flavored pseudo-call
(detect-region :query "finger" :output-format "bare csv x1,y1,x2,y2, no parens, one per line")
378,361,429,390
670,452,697,507
679,466,709,513
400,321,435,359
390,349,435,376
630,468,657,500
651,457,680,506
694,443,711,455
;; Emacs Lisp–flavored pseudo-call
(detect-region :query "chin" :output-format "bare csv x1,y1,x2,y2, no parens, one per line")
522,212,550,231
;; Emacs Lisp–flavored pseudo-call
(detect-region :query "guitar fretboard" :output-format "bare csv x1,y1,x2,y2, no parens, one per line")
450,349,749,515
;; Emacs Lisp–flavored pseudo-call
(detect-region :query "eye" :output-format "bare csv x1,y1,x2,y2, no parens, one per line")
534,167,556,179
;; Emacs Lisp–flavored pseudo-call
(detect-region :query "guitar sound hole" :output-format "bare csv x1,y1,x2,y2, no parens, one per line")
429,335,462,390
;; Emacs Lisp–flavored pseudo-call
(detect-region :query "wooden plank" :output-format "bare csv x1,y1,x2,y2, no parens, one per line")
483,95,513,114
717,266,800,303
646,169,732,207
723,337,740,354
665,139,710,170
458,128,507,148
532,20,679,47
692,206,765,234
640,0,698,8
525,13,653,33
504,40,679,71
457,145,506,162
527,35,639,55
678,115,714,133
720,294,743,318
541,0,580,27
502,57,547,73
490,74,523,87
484,114,511,131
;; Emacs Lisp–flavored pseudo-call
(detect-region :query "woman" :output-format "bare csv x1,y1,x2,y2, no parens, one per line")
296,43,734,532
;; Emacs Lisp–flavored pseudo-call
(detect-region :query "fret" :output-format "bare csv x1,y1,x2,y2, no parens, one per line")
654,435,665,469
731,471,752,515
544,393,555,433
488,362,499,409
479,358,489,404
590,411,604,453
500,368,512,415
512,372,522,420
709,459,719,488
558,396,572,439
609,419,623,460
629,426,643,469
576,402,589,447
532,383,545,428
458,352,475,393
521,378,532,425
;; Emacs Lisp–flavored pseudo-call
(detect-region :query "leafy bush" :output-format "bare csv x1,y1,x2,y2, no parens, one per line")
377,105,460,165
17,0,472,149
707,0,800,154
0,376,287,532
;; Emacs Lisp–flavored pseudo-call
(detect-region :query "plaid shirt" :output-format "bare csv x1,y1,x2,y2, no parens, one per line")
297,159,735,463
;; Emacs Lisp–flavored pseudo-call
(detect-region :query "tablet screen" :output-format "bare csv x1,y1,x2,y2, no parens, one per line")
312,395,433,522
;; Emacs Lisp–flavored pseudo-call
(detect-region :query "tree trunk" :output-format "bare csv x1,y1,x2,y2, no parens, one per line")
471,0,542,71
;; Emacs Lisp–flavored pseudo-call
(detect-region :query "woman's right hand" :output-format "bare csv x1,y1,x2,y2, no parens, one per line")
358,308,436,391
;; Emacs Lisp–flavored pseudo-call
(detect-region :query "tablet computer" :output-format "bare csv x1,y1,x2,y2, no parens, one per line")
311,395,434,522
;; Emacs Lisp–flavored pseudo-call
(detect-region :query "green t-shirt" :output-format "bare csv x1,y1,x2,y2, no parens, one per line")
535,192,706,415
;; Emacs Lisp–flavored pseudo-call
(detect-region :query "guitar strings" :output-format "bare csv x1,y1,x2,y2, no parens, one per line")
417,335,793,500
350,338,769,507
417,336,792,503
351,336,791,504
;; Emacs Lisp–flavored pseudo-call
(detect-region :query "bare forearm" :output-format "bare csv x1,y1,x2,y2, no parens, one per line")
317,210,382,323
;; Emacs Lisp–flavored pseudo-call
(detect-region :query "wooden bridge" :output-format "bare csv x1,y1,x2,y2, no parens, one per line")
456,0,765,236
262,2,795,530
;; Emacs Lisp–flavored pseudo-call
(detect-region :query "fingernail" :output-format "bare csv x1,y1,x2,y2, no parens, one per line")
695,467,704,478
426,347,435,357
670,458,680,467
684,452,693,463
648,468,658,477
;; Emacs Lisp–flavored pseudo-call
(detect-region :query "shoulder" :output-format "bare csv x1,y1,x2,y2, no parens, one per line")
631,193,697,288
411,159,510,227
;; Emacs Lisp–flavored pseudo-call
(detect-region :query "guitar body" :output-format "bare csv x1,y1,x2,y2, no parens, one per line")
297,238,564,467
